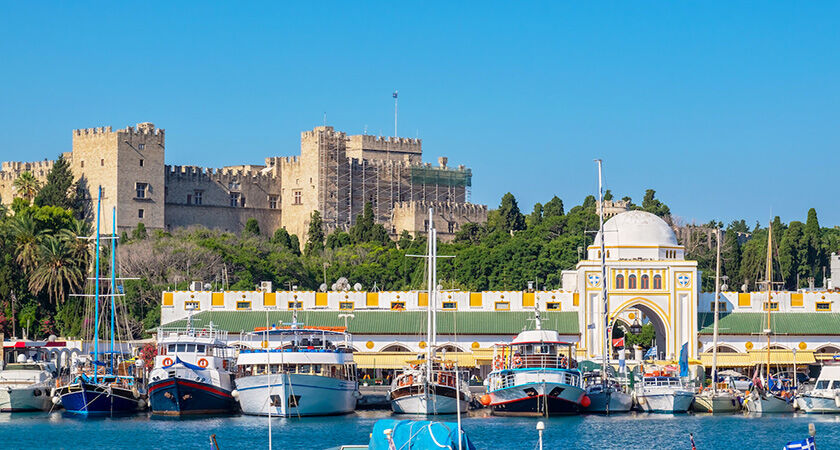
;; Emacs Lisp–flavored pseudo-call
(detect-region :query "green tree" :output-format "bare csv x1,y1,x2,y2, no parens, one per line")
641,189,670,217
603,190,614,201
28,235,84,305
397,230,413,249
132,222,147,240
779,221,806,289
543,196,564,218
34,155,75,209
271,227,292,249
13,171,40,202
305,210,325,256
804,208,825,284
527,203,543,228
9,214,42,274
721,227,741,287
498,192,525,233
243,218,261,236
289,234,301,256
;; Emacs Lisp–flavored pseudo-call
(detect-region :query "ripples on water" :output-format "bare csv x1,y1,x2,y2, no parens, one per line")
2,410,839,449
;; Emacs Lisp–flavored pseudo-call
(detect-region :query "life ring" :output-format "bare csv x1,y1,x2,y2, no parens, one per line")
493,356,503,370
512,354,523,368
162,357,173,366
444,362,454,370
197,358,209,368
261,340,269,349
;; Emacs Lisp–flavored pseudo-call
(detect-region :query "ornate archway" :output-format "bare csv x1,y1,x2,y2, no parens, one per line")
611,298,670,360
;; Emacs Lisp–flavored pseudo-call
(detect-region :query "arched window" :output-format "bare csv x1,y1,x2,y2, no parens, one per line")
653,274,662,289
615,274,624,289
628,274,637,289
641,275,649,289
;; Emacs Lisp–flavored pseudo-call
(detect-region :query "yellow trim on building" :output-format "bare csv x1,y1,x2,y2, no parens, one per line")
163,292,174,306
315,292,327,307
263,292,276,307
366,292,379,307
418,292,428,307
573,292,579,307
791,293,804,307
494,301,510,311
738,293,751,307
816,301,832,312
211,292,224,307
523,292,535,308
235,300,251,310
469,292,482,307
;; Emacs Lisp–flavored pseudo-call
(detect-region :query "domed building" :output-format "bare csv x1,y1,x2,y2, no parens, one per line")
562,210,698,361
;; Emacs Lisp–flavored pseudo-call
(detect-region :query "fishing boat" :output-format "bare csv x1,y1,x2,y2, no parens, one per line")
744,221,795,414
148,318,237,416
483,310,586,416
0,343,58,412
233,320,359,417
583,159,633,414
388,209,471,415
692,228,741,413
634,365,695,413
796,364,840,413
54,188,146,415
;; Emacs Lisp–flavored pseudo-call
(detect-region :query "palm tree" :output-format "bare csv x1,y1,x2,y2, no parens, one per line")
28,235,84,305
13,171,40,202
60,218,93,272
9,214,43,273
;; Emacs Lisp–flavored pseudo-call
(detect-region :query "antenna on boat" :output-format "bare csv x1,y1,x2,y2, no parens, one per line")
533,301,542,331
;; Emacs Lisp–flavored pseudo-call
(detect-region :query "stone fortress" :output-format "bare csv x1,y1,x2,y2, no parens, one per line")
0,123,487,240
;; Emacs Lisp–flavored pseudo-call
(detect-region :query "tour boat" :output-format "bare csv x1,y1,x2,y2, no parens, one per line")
148,321,237,416
634,367,695,413
483,312,586,416
796,364,840,413
744,221,795,414
0,348,57,412
388,210,471,415
233,325,359,417
692,228,741,414
582,160,632,414
55,190,146,415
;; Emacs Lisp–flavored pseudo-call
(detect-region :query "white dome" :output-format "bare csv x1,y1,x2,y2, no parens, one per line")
593,211,677,248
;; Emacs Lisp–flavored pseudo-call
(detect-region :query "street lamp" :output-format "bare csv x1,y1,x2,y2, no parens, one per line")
630,318,642,335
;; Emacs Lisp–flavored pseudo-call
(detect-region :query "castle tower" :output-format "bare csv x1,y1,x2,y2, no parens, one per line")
71,123,165,233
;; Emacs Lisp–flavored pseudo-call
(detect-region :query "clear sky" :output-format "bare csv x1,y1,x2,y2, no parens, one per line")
1,2,838,227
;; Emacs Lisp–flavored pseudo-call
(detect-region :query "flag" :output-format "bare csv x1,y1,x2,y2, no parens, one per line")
612,337,625,348
393,91,398,99
783,436,815,450
689,433,696,450
679,342,689,378
644,346,657,359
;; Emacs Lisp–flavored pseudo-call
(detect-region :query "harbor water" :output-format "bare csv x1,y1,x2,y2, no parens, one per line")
2,410,839,449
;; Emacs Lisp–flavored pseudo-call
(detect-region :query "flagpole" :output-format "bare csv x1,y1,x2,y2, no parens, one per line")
393,90,398,137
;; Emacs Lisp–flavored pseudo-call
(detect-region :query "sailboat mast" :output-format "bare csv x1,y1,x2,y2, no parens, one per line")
431,227,438,348
426,208,433,353
93,186,102,383
712,228,721,395
765,221,773,381
110,206,117,375
596,160,608,379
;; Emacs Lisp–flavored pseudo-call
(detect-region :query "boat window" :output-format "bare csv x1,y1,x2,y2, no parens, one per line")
816,380,830,389
177,344,187,352
186,344,196,353
270,364,280,374
299,364,311,374
168,344,176,353
196,345,206,353
832,381,840,389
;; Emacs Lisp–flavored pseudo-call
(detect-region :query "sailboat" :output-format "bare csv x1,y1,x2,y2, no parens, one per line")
54,187,145,415
744,221,795,414
388,209,471,415
583,159,632,414
693,228,741,413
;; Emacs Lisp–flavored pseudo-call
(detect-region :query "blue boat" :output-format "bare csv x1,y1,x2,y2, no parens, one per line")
55,187,146,415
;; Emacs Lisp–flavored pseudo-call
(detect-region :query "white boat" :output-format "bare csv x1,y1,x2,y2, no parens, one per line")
388,208,471,415
583,371,633,413
796,365,840,413
745,387,794,413
634,369,694,413
484,318,586,416
234,327,359,417
148,321,237,416
0,352,57,412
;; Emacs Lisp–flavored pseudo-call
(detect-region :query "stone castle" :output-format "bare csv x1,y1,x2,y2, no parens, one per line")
0,123,487,241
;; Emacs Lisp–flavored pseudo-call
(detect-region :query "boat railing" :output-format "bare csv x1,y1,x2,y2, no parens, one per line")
493,368,580,390
509,354,575,370
157,326,228,342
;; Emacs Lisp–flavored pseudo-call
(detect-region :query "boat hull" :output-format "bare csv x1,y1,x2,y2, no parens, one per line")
636,391,694,413
796,394,840,413
744,392,794,413
489,382,585,416
390,387,469,415
0,385,54,412
148,378,236,416
58,382,143,415
236,373,357,417
692,393,741,413
583,389,633,413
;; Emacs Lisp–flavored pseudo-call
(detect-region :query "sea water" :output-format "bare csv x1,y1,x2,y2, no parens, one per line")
1,410,839,449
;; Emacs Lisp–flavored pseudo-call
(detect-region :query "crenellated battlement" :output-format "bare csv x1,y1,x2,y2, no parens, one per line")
165,164,279,183
393,200,487,214
73,122,164,139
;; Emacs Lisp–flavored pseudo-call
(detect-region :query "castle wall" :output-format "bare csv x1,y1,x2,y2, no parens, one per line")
0,159,55,205
391,201,488,241
164,204,282,235
346,134,422,163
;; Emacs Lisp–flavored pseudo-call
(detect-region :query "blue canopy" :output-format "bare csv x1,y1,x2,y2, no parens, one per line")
369,420,475,450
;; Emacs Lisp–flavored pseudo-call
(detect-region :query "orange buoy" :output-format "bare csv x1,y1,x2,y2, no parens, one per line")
580,395,591,407
480,394,492,406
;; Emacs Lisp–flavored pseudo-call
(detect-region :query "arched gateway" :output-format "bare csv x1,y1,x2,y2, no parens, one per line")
562,210,699,361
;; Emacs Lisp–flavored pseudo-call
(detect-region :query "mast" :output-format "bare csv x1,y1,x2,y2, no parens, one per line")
765,221,773,382
93,186,102,383
110,206,117,375
425,207,434,405
596,160,608,380
712,228,721,395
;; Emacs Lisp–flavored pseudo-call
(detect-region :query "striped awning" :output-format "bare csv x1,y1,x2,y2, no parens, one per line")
699,350,816,368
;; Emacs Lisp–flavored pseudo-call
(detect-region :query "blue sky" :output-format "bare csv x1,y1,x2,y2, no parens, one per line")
1,2,838,226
